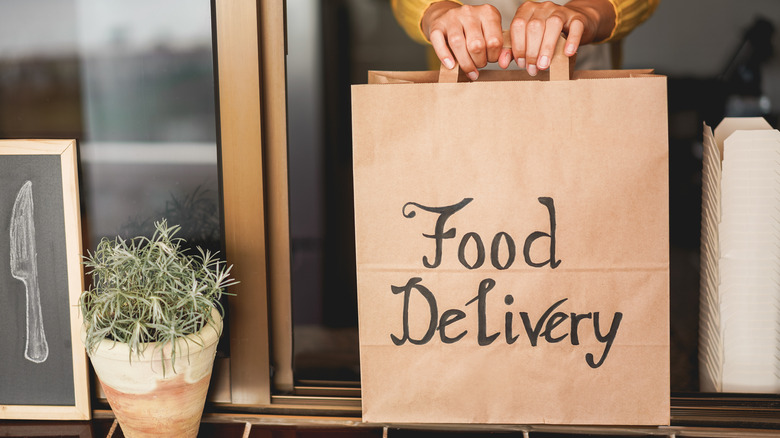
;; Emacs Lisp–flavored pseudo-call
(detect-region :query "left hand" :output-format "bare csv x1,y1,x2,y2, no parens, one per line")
509,0,616,76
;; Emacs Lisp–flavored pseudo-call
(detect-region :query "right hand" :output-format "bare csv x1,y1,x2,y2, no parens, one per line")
421,2,514,81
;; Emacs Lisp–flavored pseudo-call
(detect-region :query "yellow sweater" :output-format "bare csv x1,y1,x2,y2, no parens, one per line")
391,0,659,44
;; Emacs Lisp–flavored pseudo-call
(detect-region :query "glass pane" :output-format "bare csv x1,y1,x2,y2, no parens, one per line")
0,0,220,251
0,0,223,357
286,0,429,384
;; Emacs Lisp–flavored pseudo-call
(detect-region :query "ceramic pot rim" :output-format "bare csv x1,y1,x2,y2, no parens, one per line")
81,307,223,362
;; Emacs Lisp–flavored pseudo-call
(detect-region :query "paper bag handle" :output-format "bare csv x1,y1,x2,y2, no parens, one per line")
439,33,572,83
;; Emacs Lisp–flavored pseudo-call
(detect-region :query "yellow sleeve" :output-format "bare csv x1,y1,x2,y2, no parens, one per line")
605,0,660,41
391,0,463,44
391,0,659,44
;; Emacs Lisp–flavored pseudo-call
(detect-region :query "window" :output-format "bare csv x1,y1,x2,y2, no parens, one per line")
0,0,230,402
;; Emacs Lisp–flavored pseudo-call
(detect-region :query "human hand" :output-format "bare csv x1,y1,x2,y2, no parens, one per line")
421,1,616,79
421,2,514,81
509,0,616,76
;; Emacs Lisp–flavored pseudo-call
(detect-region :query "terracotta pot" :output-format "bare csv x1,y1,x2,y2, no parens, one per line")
82,308,222,438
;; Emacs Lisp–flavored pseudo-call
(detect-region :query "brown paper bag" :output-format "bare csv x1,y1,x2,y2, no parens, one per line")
351,45,669,425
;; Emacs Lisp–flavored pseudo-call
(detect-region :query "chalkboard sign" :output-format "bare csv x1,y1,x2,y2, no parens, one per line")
0,140,89,420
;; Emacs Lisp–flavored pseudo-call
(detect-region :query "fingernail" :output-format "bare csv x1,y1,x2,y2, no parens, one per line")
565,44,577,56
516,58,525,69
538,55,549,70
467,71,479,81
501,51,512,67
443,58,455,70
527,64,538,76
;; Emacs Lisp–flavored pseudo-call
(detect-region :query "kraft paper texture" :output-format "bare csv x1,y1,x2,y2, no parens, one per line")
352,67,670,425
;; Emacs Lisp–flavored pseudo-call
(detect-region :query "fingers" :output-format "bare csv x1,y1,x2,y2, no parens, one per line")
424,3,592,80
565,19,584,56
481,16,504,65
430,30,455,70
424,4,503,80
462,19,489,69
498,48,513,70
537,15,564,70
510,3,590,76
510,7,530,72
448,26,479,79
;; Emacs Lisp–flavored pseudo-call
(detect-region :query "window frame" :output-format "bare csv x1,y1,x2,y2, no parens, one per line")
215,0,360,413
213,0,274,407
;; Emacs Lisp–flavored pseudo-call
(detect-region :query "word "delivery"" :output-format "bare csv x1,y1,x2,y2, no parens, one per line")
389,197,623,369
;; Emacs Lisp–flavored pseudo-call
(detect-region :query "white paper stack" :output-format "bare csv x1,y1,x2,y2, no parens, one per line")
700,117,780,393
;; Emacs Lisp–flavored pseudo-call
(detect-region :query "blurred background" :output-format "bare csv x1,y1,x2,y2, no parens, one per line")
0,0,220,253
0,0,778,395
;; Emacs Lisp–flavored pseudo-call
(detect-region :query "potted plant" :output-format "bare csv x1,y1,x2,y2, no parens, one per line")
79,220,236,438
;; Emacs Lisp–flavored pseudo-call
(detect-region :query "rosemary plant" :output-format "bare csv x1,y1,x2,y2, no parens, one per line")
80,219,237,365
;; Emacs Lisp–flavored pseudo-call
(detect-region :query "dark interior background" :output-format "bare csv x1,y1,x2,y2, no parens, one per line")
286,0,780,392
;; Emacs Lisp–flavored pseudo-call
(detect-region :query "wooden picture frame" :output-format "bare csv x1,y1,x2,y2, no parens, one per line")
0,139,90,420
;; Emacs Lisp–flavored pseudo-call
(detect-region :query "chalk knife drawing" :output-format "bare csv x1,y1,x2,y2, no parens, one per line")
10,180,48,363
